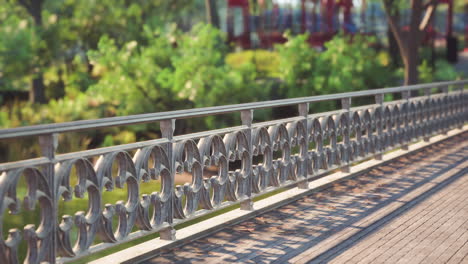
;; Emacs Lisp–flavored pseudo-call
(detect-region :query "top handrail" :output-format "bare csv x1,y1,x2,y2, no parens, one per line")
0,80,466,140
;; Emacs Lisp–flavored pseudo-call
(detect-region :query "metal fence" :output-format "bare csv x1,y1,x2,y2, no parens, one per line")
0,80,466,263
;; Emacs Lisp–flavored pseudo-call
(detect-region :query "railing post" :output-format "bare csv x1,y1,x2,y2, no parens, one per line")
441,85,449,135
38,133,58,263
423,87,431,142
159,119,176,240
374,94,384,160
441,85,449,94
298,103,309,188
424,88,431,97
341,98,351,173
240,110,254,210
401,90,410,150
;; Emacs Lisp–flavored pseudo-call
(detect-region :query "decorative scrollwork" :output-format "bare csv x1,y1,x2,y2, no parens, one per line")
0,167,52,264
252,127,273,192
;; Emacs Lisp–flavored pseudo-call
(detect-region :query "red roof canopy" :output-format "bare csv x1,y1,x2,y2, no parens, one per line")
228,0,249,7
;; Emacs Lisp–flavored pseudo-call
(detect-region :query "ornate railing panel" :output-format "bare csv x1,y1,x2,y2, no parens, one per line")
0,80,466,263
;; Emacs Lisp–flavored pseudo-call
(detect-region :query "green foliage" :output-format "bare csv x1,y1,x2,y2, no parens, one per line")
318,35,396,92
418,60,433,83
0,5,36,91
86,23,270,131
433,60,463,81
226,50,280,78
418,59,463,83
0,92,115,160
276,33,318,97
0,0,199,98
171,24,270,110
1,23,272,145
276,34,397,101
87,30,177,116
0,92,112,128
171,24,228,105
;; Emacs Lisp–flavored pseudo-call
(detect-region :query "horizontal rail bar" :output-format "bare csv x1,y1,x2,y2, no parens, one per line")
0,80,466,140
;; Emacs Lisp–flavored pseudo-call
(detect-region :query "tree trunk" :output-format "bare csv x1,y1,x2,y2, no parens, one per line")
402,27,421,86
387,7,400,68
403,49,419,85
205,0,220,28
383,0,439,86
18,0,47,103
30,6,42,25
388,28,400,67
30,74,46,103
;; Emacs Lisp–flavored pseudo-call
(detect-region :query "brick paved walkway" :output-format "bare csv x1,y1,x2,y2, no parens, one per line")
144,133,468,264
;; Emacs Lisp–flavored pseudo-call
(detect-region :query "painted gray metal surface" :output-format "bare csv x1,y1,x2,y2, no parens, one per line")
0,80,466,263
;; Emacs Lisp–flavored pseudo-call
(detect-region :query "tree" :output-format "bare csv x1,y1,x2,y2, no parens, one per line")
16,0,47,103
382,0,438,85
204,0,219,28
1,0,198,104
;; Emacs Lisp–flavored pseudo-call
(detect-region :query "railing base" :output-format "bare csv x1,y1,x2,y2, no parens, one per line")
240,199,254,211
341,165,350,173
159,227,176,241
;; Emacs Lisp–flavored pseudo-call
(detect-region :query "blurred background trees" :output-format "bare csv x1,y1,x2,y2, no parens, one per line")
0,0,464,150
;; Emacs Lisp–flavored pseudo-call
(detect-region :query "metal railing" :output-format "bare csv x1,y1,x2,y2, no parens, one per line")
0,80,466,263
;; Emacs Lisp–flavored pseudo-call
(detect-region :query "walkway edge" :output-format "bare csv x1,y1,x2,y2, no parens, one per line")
90,126,468,264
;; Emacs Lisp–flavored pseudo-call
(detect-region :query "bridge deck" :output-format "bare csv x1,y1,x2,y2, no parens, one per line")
144,133,468,264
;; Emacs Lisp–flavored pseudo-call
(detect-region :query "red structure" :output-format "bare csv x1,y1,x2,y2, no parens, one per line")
226,0,457,51
227,0,355,49
226,0,251,49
